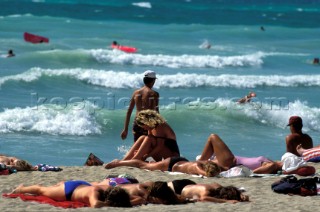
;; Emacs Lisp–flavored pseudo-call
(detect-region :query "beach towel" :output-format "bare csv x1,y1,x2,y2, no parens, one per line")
0,169,10,175
301,146,320,162
281,152,306,172
219,165,253,178
2,193,89,208
105,173,139,184
282,166,316,176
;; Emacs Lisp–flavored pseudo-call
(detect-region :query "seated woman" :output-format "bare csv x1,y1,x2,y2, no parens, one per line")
123,110,180,162
180,182,249,203
105,157,221,177
11,181,132,208
197,134,282,174
0,155,35,171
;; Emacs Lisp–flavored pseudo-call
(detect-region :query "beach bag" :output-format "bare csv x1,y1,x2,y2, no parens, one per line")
271,175,320,196
35,164,62,172
84,153,104,166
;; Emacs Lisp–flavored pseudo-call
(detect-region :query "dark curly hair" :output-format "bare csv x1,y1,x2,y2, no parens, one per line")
148,181,187,205
103,187,132,207
208,186,242,201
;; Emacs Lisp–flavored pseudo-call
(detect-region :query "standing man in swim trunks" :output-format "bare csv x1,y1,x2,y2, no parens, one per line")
285,116,313,156
121,70,159,142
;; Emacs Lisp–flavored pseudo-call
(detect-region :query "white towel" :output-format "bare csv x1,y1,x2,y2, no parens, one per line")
281,152,307,172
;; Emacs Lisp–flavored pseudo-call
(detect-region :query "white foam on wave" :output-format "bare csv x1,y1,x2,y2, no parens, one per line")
190,98,320,132
7,13,33,18
242,100,320,132
132,2,152,9
0,103,101,135
2,67,320,89
90,49,264,68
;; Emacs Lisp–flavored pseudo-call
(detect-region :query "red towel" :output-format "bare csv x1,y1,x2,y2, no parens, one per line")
2,193,89,208
0,170,10,175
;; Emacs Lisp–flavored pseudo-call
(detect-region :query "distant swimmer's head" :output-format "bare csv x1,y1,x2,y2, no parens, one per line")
135,110,165,129
249,92,256,97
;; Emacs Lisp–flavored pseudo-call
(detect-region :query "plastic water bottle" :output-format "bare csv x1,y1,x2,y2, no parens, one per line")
316,183,320,195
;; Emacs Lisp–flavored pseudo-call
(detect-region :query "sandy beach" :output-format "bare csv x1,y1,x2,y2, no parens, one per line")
1,163,320,212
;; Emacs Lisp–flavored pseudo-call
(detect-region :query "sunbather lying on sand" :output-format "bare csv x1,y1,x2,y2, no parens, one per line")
167,179,249,203
106,133,282,176
105,156,220,177
197,133,282,174
179,182,249,203
0,154,35,171
11,181,132,208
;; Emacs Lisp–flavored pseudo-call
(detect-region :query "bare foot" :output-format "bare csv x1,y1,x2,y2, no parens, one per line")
10,184,24,194
104,159,120,169
296,144,305,156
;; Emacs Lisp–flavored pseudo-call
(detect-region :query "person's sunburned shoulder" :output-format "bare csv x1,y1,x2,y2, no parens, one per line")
134,88,143,94
287,133,301,139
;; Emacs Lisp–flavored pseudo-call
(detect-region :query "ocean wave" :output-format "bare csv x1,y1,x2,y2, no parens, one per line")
18,49,306,69
0,103,101,135
1,67,320,89
132,2,152,9
173,99,320,132
90,49,264,68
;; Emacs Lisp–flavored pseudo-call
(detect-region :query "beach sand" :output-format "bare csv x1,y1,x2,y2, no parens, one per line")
1,164,320,212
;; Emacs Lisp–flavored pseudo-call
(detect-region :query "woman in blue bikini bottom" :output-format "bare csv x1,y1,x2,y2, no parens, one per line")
64,180,92,200
10,180,132,208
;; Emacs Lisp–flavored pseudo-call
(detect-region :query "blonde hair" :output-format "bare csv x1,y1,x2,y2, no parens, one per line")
204,161,221,177
135,110,165,128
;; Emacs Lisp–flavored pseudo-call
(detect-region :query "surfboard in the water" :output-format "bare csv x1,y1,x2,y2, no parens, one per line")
111,44,137,53
24,32,49,44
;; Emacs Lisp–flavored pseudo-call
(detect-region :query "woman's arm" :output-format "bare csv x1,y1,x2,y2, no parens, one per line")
200,196,238,203
130,196,147,206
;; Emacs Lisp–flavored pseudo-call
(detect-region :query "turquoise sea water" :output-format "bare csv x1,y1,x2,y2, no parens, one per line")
0,0,320,166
